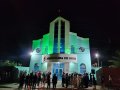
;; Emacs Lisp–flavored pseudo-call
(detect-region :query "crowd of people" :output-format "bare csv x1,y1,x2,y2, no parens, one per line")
18,71,57,89
18,71,97,89
61,72,96,89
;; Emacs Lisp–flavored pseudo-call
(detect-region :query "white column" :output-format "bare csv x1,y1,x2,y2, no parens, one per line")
64,62,69,74
47,62,52,73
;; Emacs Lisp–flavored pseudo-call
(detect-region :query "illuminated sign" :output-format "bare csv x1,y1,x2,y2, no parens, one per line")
42,54,77,63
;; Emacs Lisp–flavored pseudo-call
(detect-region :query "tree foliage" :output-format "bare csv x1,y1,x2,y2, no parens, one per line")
0,60,22,67
108,50,120,67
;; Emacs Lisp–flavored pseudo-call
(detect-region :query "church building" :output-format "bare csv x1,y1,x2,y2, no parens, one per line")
29,16,91,80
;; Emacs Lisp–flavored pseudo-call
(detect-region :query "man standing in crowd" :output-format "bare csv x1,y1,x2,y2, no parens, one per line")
62,72,65,87
52,74,57,89
47,72,51,89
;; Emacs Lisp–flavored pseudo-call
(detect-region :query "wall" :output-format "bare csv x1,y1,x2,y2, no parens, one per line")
15,66,29,75
42,33,49,54
30,17,91,74
77,37,91,74
69,32,77,53
29,39,42,73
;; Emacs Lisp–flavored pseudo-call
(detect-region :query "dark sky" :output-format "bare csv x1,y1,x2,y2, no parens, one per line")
0,0,120,64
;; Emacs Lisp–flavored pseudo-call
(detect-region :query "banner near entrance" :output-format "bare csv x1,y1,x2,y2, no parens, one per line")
42,54,77,63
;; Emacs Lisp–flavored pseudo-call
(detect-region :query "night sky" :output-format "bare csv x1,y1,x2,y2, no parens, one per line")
0,0,120,65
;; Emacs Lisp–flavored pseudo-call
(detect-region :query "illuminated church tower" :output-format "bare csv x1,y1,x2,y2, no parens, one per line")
48,17,70,54
29,16,91,80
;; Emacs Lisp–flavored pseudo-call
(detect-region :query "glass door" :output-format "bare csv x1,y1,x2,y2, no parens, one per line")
58,68,63,80
52,63,64,80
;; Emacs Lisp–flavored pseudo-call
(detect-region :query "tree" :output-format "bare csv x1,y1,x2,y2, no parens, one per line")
108,50,120,67
0,60,17,66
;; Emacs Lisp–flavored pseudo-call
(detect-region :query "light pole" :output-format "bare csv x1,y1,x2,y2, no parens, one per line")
95,53,100,67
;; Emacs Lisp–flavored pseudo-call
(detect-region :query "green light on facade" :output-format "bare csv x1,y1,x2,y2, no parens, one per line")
69,32,77,53
42,62,47,72
65,20,70,54
30,16,91,75
32,39,41,50
42,34,49,54
49,22,54,54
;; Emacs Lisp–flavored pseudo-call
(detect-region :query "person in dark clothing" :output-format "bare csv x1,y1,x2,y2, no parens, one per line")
80,75,84,88
65,73,69,88
37,72,41,86
92,75,97,90
47,72,51,89
42,72,46,87
101,74,105,88
25,74,30,88
29,72,33,87
89,73,93,86
84,73,89,88
19,73,25,89
108,74,112,89
32,73,37,88
52,74,57,89
68,74,71,85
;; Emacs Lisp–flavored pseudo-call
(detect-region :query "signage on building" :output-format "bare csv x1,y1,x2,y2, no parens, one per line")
42,54,77,63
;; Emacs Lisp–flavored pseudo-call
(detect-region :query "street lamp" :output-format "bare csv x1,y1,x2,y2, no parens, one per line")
95,53,100,67
29,52,33,56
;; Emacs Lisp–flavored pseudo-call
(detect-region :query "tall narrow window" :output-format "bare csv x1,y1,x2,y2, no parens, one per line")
53,21,58,53
71,45,75,53
61,21,65,38
60,21,65,53
54,22,58,38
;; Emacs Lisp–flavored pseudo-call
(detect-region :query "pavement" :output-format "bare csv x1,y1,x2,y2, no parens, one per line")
0,81,105,90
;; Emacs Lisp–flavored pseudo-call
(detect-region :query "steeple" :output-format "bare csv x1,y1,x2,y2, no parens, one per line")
49,16,70,54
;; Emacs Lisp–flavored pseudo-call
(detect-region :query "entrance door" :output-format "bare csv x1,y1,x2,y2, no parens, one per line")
52,63,64,80
54,68,63,80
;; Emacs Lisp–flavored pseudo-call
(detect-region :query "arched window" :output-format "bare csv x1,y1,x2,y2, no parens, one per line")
34,63,39,72
60,21,65,53
53,21,58,53
80,63,86,74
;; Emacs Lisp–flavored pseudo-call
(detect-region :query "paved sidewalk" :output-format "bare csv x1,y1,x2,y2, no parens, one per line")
0,81,103,90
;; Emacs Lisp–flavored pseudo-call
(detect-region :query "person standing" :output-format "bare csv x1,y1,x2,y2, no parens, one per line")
108,74,112,89
37,72,41,87
25,74,30,88
101,74,105,89
92,75,97,90
18,73,25,89
65,73,69,88
52,74,57,89
89,73,93,86
84,73,89,88
32,73,37,88
47,72,51,89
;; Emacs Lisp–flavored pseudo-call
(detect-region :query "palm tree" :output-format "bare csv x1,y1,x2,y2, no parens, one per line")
108,50,120,67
